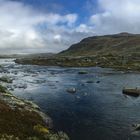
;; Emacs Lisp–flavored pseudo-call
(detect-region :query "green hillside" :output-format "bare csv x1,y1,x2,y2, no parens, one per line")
59,32,140,57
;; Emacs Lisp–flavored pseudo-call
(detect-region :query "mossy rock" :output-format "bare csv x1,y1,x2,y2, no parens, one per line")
0,76,13,83
0,85,7,93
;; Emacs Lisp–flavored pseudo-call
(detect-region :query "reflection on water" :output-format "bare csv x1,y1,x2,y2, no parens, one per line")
0,59,140,140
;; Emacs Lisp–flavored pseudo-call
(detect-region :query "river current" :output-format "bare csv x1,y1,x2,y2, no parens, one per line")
0,59,140,140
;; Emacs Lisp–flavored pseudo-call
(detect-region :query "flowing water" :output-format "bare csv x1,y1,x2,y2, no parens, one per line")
0,59,140,140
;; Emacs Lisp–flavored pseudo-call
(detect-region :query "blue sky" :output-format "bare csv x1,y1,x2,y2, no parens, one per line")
20,0,98,24
0,0,140,54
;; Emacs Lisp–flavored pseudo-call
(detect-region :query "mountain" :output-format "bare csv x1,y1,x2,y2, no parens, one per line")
59,32,140,57
15,33,140,70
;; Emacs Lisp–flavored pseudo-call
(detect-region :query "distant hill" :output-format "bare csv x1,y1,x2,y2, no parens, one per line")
15,33,140,70
0,53,55,59
59,32,140,57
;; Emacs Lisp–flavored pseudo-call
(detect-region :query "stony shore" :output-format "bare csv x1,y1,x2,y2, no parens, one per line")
0,84,69,140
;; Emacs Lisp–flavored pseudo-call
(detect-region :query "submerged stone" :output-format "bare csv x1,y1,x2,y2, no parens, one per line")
13,83,27,89
78,71,88,74
96,81,100,83
86,80,94,83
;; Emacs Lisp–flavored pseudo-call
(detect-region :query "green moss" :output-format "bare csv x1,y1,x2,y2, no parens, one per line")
0,85,7,93
0,134,20,140
34,124,49,134
0,76,13,83
27,137,40,140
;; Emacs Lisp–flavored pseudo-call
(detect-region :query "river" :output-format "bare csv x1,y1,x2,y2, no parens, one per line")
0,59,140,140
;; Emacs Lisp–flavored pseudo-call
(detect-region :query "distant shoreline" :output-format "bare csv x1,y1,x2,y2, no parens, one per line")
15,54,140,72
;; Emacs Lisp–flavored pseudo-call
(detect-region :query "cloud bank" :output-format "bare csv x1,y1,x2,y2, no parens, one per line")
1,0,140,54
90,0,140,34
0,0,79,53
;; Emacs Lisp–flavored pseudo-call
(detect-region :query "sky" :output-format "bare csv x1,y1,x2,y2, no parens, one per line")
1,0,140,54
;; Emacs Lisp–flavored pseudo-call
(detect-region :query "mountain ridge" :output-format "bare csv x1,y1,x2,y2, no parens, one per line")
59,32,140,57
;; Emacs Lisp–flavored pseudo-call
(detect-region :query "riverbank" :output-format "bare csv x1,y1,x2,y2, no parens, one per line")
0,84,69,140
15,54,140,71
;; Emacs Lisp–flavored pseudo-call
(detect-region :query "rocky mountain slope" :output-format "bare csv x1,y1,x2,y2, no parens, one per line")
59,32,140,57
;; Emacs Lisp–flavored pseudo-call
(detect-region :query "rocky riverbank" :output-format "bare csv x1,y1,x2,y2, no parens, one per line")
0,84,69,140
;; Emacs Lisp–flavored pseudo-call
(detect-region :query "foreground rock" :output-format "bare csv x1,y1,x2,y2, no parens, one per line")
0,85,69,140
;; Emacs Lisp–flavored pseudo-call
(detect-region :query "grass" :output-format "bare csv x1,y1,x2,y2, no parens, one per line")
0,85,7,93
0,99,47,140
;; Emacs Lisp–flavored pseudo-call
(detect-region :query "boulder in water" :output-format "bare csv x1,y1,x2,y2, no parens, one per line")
66,88,76,94
123,88,140,97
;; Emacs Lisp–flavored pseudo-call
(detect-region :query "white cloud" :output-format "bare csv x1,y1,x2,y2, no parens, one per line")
76,24,94,33
54,34,62,42
89,0,140,34
0,0,47,53
0,0,79,54
44,13,78,26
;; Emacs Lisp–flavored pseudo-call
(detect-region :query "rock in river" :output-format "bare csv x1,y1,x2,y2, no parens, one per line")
86,80,94,83
66,88,76,94
122,88,140,97
78,71,88,74
96,81,100,83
